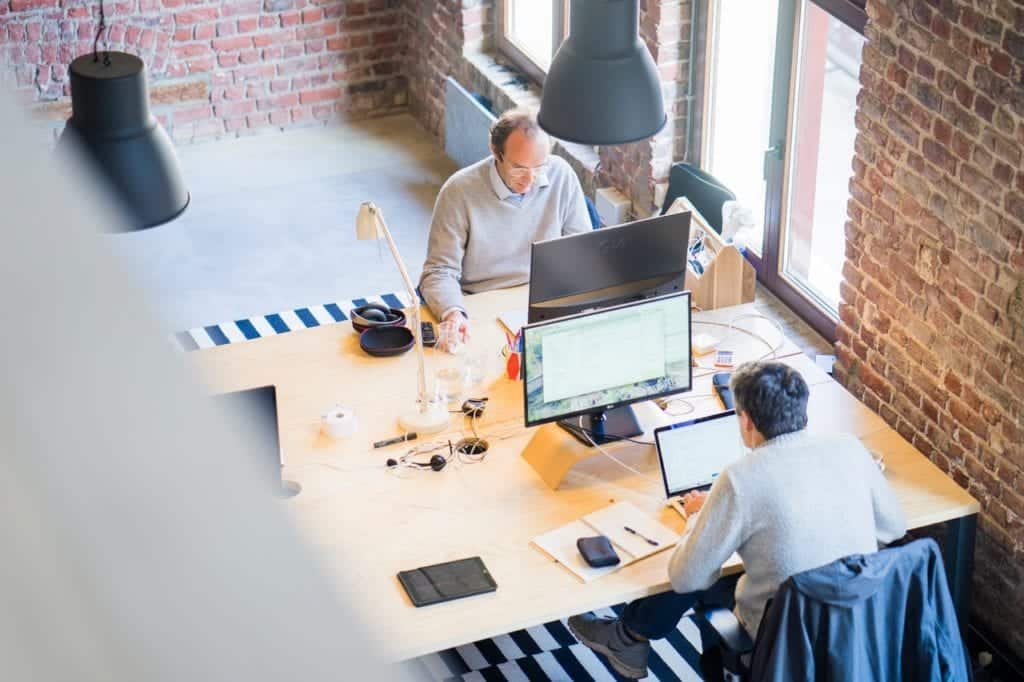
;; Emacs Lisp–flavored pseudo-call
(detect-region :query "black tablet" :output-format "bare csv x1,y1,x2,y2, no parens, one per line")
397,556,497,607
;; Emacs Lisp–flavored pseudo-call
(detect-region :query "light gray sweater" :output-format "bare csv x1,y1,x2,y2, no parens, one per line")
418,155,591,318
669,429,907,635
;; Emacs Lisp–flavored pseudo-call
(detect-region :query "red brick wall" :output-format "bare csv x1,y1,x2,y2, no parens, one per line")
402,0,693,218
0,0,407,142
837,0,1024,655
403,0,491,146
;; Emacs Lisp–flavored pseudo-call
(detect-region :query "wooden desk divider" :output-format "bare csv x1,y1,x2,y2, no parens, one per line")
665,197,756,311
521,401,672,489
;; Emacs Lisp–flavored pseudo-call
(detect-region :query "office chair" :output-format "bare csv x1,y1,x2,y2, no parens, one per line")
695,539,971,682
659,163,735,234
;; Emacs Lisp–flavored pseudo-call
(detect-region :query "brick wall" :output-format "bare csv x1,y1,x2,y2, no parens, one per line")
402,0,694,218
0,0,407,142
836,0,1024,655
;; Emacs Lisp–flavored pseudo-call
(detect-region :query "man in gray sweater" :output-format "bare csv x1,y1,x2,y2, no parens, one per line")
418,109,591,352
568,362,908,679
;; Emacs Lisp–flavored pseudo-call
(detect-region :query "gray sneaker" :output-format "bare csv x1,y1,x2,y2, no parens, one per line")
567,613,651,679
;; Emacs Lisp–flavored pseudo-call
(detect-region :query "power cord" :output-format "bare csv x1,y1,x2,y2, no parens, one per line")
578,416,658,481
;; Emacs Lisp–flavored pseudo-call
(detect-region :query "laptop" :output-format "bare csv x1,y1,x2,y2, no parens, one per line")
213,385,301,498
654,411,745,519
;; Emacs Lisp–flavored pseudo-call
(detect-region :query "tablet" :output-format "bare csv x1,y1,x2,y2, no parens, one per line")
397,556,497,607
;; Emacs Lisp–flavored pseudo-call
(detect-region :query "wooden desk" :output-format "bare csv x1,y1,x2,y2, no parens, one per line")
191,286,978,661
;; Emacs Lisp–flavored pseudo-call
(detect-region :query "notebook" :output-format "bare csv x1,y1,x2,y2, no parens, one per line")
531,501,677,582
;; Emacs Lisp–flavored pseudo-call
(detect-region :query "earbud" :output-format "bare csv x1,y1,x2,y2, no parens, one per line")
386,458,398,467
429,454,447,471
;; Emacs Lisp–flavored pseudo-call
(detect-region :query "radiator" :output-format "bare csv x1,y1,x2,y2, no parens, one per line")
444,76,496,169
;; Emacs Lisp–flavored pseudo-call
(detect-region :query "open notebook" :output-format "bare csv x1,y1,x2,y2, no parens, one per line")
532,501,678,582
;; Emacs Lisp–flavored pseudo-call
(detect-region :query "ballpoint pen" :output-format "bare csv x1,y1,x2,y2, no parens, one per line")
623,525,659,546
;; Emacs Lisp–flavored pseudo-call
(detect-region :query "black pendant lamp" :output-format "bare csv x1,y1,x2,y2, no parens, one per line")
60,2,189,230
538,0,667,145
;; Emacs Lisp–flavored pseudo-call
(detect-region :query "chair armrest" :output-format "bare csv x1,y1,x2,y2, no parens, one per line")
700,607,754,655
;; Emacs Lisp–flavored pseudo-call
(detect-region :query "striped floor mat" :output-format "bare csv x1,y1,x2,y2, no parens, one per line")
411,605,710,681
174,291,411,351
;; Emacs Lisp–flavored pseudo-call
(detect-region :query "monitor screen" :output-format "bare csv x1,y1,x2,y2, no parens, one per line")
522,292,692,427
655,412,745,497
528,211,691,323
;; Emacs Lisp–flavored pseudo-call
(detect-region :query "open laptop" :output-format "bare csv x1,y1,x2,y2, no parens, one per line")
654,411,745,519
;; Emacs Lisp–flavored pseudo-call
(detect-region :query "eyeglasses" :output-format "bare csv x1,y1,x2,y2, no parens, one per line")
506,161,549,180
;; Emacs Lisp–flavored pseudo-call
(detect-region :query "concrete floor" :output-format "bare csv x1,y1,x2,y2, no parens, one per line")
110,113,830,357
112,114,456,333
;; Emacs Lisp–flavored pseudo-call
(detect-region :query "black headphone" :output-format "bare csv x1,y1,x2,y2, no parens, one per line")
386,453,448,472
353,303,401,323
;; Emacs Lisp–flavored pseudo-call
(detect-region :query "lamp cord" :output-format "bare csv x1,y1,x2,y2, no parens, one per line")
94,0,111,66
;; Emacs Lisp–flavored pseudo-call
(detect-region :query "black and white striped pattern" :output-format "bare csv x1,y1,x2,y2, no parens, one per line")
411,605,710,682
174,292,412,351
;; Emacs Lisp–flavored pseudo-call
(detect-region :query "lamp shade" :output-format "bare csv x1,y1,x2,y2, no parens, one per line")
538,0,666,145
60,52,189,230
355,201,385,240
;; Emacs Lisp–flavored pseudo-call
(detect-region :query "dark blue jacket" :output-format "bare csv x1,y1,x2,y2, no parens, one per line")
750,539,970,681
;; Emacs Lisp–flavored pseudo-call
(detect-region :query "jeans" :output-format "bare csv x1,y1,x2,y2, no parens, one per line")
620,574,740,640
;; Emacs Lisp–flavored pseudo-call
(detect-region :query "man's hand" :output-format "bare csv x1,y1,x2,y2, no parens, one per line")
437,310,471,354
681,490,708,518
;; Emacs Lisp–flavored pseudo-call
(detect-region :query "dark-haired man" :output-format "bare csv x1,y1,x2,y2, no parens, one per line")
419,108,591,352
568,361,907,679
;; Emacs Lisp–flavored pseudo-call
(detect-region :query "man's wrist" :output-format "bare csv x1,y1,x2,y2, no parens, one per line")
441,307,468,321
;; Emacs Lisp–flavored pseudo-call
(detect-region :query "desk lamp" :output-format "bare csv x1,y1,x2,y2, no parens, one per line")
355,202,449,434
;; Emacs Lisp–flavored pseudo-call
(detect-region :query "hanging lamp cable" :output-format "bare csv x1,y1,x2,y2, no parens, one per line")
93,0,111,66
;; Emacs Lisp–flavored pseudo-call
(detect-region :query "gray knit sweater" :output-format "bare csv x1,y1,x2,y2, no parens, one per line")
669,429,907,634
418,155,591,319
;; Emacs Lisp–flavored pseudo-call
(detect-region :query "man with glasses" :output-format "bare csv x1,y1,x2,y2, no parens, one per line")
419,108,591,353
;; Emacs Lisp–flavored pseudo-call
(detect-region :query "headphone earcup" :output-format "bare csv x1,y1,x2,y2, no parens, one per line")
429,454,447,471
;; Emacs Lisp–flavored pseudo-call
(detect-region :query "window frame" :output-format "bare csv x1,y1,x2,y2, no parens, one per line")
701,0,867,344
496,0,570,84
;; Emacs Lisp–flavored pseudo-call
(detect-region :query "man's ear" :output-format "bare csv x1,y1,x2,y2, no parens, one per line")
490,144,502,161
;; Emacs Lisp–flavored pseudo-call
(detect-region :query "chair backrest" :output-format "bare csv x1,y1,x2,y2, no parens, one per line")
749,539,970,682
659,163,735,234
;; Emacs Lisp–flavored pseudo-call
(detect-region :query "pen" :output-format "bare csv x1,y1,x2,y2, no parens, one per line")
623,525,659,546
373,433,418,448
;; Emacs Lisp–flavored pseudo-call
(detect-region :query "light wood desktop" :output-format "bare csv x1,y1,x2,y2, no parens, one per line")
191,286,978,662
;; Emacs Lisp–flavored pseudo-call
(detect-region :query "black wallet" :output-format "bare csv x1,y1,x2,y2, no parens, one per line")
577,535,621,568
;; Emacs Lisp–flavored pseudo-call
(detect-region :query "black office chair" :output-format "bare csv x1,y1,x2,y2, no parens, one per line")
695,539,971,682
659,163,736,234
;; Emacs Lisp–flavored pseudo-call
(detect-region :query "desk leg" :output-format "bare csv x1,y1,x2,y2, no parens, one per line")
945,514,976,631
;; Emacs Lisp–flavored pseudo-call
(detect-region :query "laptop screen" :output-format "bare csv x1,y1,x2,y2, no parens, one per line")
655,411,745,497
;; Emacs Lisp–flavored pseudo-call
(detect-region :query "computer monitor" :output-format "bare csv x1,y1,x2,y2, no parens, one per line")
527,210,692,323
213,385,300,498
522,292,692,446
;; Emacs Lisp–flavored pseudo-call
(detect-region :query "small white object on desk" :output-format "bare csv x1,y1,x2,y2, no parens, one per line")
321,405,358,439
692,333,719,356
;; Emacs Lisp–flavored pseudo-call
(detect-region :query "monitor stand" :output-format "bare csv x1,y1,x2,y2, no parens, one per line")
557,406,643,446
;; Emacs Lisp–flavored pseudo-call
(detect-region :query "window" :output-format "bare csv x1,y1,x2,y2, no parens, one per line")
497,0,569,83
702,0,866,341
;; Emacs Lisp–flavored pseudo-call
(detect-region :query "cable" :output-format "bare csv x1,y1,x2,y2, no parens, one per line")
690,314,785,379
578,417,658,480
572,421,654,446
